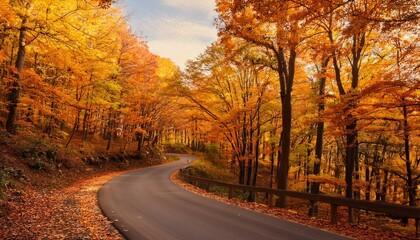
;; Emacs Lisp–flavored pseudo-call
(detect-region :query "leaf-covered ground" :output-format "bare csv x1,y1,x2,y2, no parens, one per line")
0,172,124,239
171,173,419,240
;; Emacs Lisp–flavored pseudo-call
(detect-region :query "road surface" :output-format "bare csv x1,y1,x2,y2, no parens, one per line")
99,154,351,240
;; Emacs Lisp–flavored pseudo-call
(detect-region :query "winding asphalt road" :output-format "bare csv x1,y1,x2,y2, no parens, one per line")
99,154,351,240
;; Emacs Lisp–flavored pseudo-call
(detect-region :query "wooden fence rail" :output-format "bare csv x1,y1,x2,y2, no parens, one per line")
179,170,420,234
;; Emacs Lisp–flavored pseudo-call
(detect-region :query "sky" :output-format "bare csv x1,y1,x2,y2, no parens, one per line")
118,0,218,70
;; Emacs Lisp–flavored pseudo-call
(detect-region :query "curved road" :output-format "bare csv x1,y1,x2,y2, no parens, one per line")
99,154,351,240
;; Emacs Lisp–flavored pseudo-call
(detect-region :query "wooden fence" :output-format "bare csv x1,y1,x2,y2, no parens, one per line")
179,170,419,235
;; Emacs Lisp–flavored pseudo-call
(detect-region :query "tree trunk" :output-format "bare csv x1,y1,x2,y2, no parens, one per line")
239,115,248,185
344,32,365,223
276,132,283,187
246,116,253,187
6,17,28,134
365,159,371,201
137,133,144,152
267,129,276,205
381,170,389,202
305,136,312,193
309,58,329,217
403,100,416,207
277,90,292,208
82,109,90,142
66,109,80,148
249,106,261,202
275,47,296,208
345,122,358,222
106,109,113,151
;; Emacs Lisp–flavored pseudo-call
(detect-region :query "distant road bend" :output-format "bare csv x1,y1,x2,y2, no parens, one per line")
99,154,351,240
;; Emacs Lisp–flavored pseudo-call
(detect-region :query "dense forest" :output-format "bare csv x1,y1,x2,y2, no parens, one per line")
0,0,182,151
181,0,420,221
0,0,419,228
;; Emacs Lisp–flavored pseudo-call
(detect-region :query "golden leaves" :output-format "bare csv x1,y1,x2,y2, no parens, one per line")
216,0,231,14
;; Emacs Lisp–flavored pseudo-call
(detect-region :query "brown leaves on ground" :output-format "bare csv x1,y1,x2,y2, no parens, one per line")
0,173,124,239
171,173,419,240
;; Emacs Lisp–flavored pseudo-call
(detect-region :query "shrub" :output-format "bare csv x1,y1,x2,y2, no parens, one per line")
0,167,12,197
204,144,224,166
187,159,233,183
163,143,189,154
183,159,237,198
17,136,58,160
29,158,55,172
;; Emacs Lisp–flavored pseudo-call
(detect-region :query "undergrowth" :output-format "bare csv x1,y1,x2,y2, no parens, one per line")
163,143,190,154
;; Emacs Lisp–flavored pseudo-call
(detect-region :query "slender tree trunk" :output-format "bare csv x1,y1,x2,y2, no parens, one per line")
381,170,389,201
402,100,416,207
136,123,145,153
106,110,113,151
249,107,261,202
6,17,28,134
365,157,371,201
239,115,247,185
66,109,81,148
345,123,358,221
252,111,261,187
309,58,329,217
346,32,365,222
276,48,296,208
277,90,292,207
136,133,144,152
276,132,283,186
267,129,276,205
374,160,381,201
246,116,253,187
82,109,90,142
305,136,312,193
354,152,361,200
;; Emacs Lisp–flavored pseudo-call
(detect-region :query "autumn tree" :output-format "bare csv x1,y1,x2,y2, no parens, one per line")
2,0,121,134
113,25,182,152
0,0,183,155
217,0,314,207
357,23,420,208
184,42,279,191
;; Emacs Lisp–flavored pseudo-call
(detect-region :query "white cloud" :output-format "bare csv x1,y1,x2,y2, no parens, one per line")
148,39,209,69
161,0,215,14
136,15,217,69
124,1,218,70
146,16,217,41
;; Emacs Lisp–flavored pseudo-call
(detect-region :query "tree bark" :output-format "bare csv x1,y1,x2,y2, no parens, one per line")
66,109,80,148
403,99,416,207
6,17,28,134
309,58,329,217
345,122,358,222
276,47,296,208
